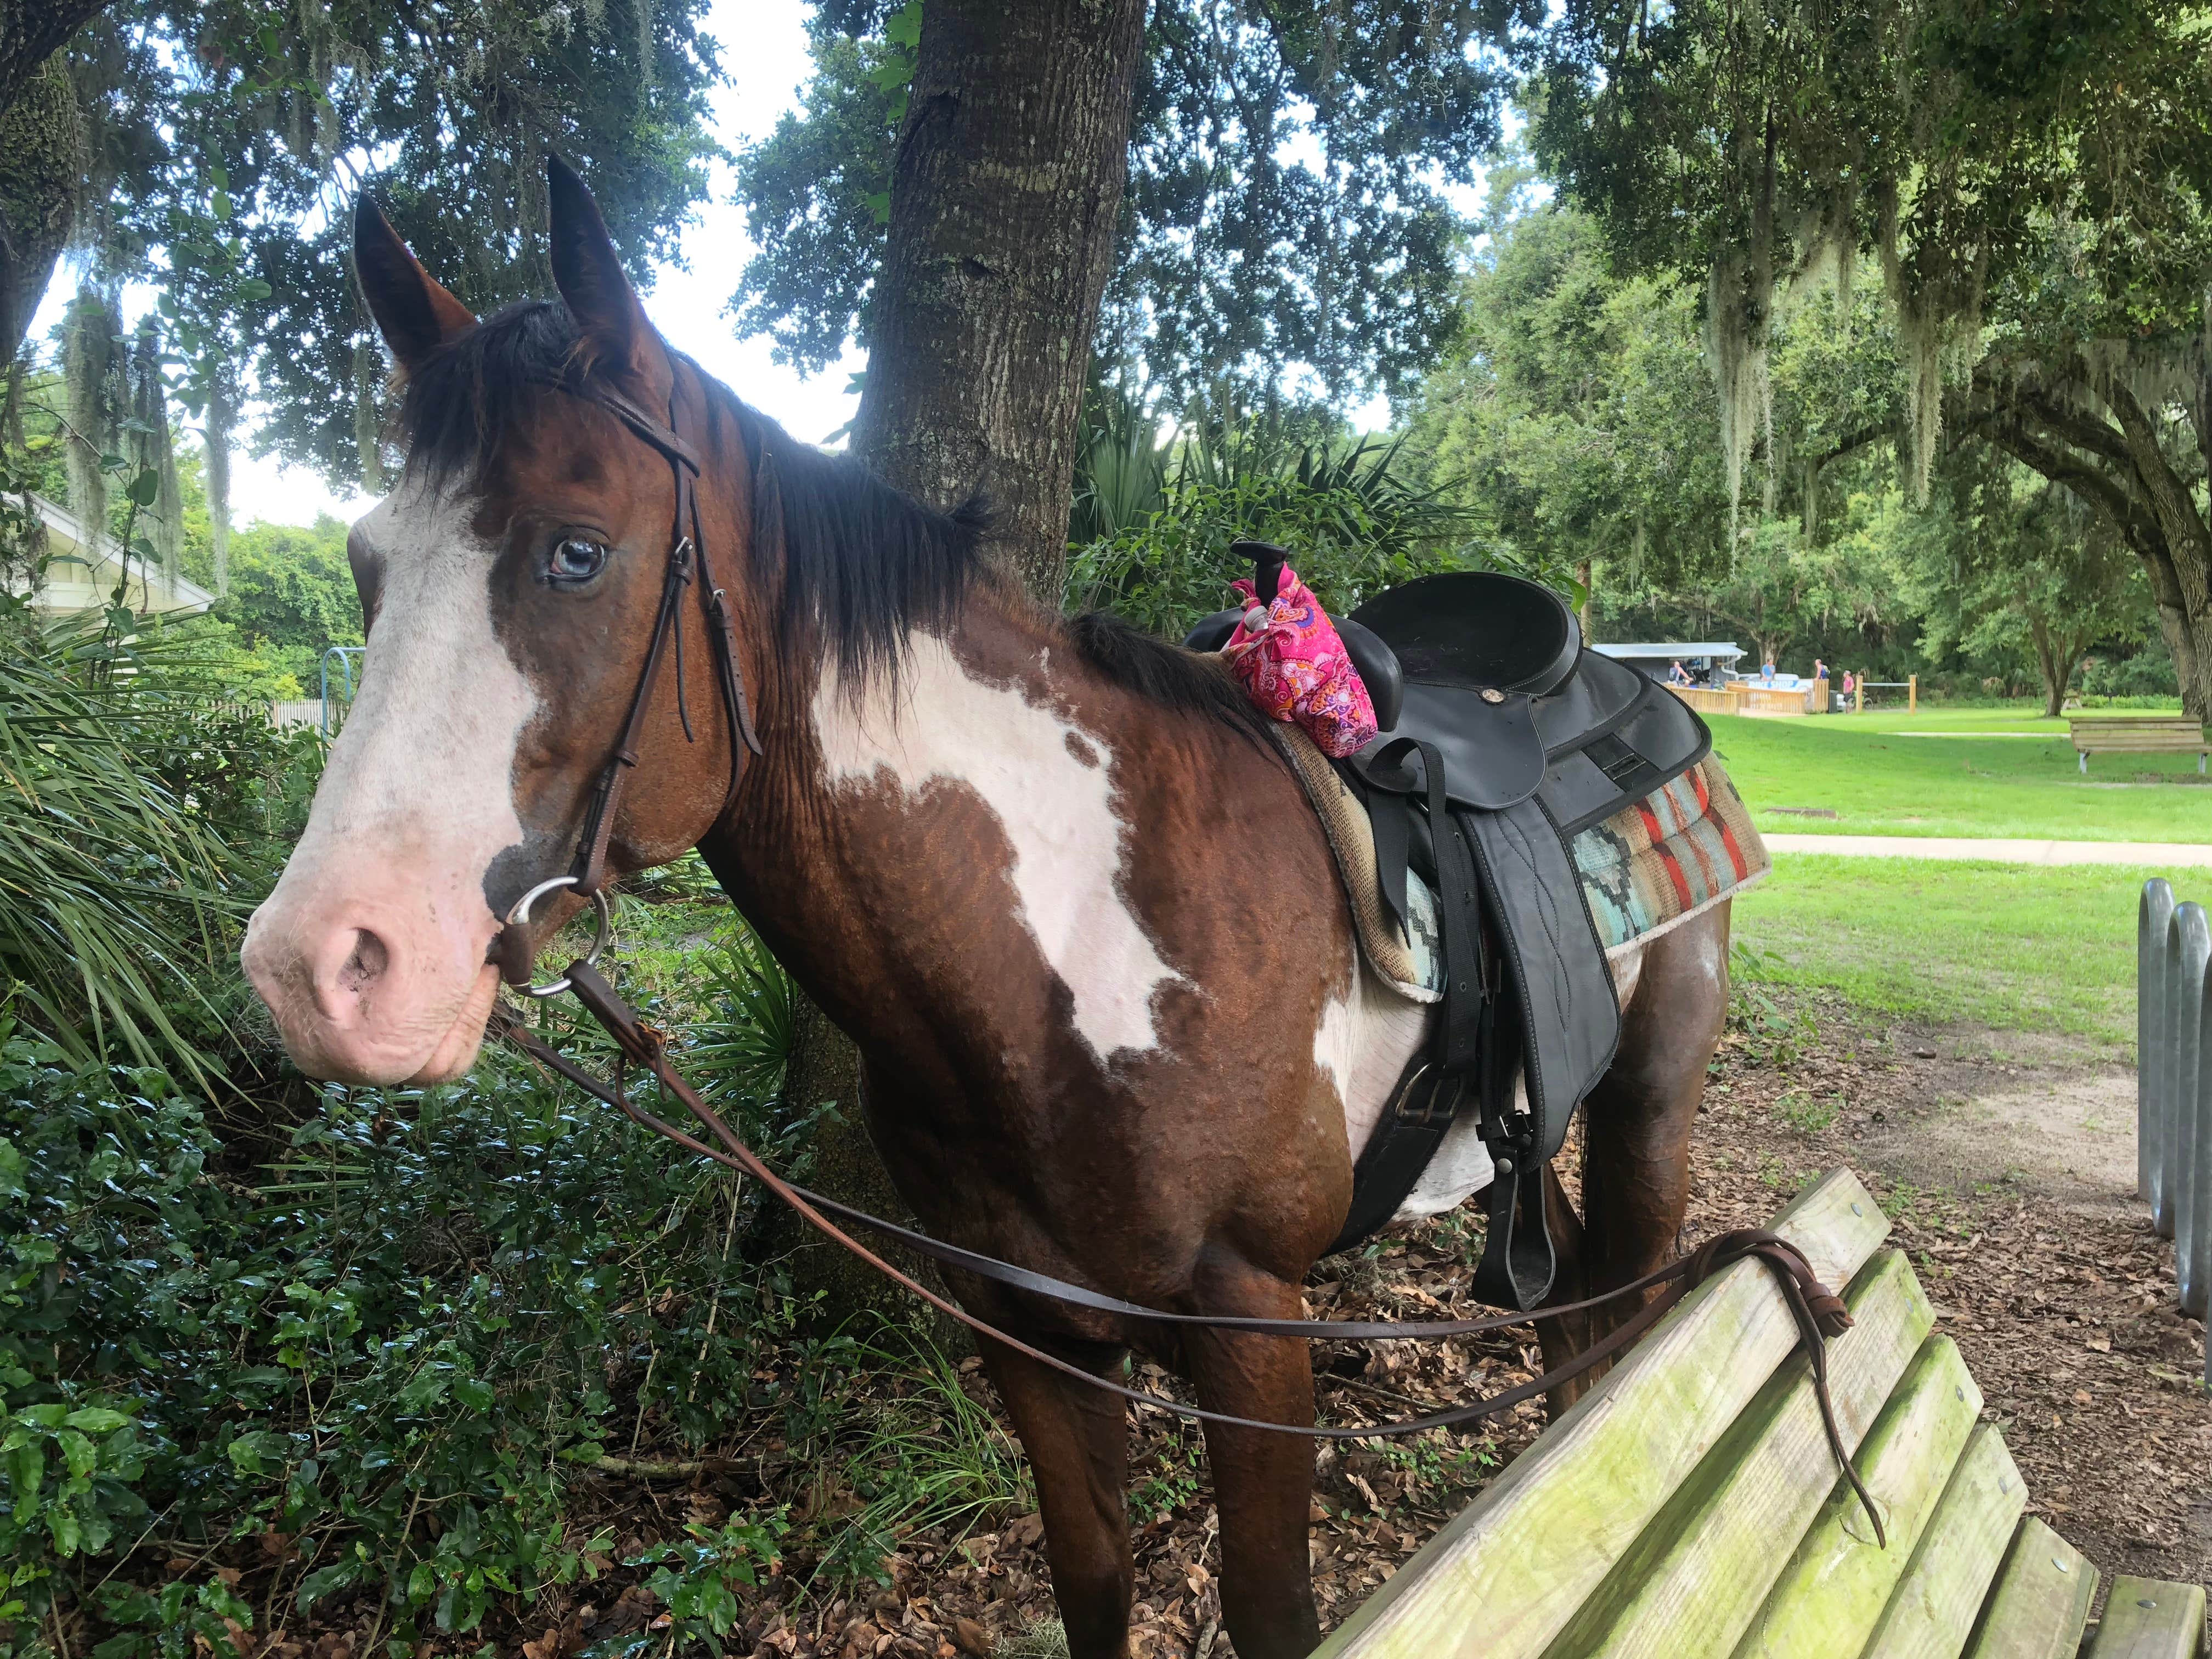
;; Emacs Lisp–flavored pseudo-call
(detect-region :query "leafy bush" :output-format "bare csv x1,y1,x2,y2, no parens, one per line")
0,607,252,1087
0,990,812,1656
1068,419,1490,639
2076,650,2181,701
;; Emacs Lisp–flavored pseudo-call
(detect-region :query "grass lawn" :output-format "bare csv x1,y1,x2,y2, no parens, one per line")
1708,704,2210,842
1728,852,2187,1054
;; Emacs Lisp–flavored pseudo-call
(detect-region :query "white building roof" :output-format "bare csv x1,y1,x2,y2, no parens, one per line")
1592,642,1747,662
15,494,217,616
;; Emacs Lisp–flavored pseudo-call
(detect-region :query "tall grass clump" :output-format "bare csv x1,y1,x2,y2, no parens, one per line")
0,603,297,1086
1066,393,1491,639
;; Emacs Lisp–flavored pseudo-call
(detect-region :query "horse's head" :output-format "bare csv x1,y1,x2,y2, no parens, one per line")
244,160,751,1086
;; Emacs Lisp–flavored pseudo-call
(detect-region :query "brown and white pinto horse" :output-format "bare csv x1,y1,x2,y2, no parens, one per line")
242,161,1730,1659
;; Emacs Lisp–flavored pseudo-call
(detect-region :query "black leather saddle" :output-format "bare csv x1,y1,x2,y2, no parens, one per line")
1184,553,1710,1310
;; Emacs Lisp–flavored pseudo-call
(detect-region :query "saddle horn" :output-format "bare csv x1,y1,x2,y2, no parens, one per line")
1231,539,1289,605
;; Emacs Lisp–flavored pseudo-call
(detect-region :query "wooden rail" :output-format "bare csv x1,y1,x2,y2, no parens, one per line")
2138,880,2211,1356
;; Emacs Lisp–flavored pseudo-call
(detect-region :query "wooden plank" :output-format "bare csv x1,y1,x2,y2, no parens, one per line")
2086,1577,2208,1659
1542,1248,1934,1659
1728,1334,1982,1659
1859,1424,2027,1659
1313,1168,1891,1659
1959,1517,2097,1659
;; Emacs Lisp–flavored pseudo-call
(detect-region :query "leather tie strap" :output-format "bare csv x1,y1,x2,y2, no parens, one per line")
492,971,1878,1541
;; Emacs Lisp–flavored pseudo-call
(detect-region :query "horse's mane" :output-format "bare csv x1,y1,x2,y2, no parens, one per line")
397,299,1264,737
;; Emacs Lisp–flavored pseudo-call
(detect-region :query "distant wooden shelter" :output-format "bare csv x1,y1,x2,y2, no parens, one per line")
13,494,217,616
1590,642,1835,716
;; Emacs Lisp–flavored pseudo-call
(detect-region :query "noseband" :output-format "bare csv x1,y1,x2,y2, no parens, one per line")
496,371,764,990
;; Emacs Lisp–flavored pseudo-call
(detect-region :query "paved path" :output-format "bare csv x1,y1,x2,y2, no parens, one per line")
1765,833,2212,867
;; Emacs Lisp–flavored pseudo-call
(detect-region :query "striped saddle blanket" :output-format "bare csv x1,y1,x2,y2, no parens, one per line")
1272,729,1769,1000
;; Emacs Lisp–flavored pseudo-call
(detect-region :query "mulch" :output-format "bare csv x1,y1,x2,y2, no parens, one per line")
159,991,2209,1658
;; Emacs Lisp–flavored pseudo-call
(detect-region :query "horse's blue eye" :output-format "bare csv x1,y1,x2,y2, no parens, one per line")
550,538,607,582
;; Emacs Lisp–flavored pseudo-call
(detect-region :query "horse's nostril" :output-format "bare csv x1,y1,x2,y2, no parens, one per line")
336,929,391,996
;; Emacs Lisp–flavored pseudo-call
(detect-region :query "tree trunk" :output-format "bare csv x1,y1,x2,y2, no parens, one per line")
0,0,100,129
206,374,234,595
0,48,83,366
2029,618,2067,718
851,0,1148,590
777,0,1150,1324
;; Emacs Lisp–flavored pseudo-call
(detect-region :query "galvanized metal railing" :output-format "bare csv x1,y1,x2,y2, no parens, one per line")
2138,879,2210,1375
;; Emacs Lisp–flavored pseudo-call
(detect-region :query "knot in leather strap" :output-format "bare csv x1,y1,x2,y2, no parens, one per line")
1678,1229,1855,1341
1673,1226,1879,1545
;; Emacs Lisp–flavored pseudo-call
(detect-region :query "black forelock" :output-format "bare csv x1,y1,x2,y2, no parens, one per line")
391,301,1268,735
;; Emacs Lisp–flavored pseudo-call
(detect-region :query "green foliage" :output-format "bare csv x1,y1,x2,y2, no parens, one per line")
53,0,723,491
1883,462,2152,714
1407,196,1730,589
1067,413,1494,639
0,997,806,1653
791,1328,1031,1592
630,1514,789,1646
206,514,362,687
1520,0,2212,713
0,608,255,1086
737,1,1530,403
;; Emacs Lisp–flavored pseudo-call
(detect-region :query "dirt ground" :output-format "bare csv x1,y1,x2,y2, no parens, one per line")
283,989,2211,1659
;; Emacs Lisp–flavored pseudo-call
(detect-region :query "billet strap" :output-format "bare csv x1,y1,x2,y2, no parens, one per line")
492,972,1871,1513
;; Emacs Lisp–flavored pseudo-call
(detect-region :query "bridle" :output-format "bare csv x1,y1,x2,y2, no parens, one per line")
495,368,762,996
475,364,1875,1530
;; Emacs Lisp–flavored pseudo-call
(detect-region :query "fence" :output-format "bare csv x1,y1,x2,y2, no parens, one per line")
2137,878,2210,1378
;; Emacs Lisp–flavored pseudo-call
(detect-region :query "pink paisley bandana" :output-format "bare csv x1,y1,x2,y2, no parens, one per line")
1222,567,1379,758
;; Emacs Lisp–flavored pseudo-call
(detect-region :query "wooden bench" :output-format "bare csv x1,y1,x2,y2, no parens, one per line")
1314,1169,2207,1659
2068,716,2209,775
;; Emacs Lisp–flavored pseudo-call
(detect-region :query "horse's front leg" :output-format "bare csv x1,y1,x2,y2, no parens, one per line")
1183,1262,1323,1659
975,1331,1135,1659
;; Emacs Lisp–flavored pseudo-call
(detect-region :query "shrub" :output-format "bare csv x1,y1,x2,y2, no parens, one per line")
1066,416,1493,639
0,989,809,1656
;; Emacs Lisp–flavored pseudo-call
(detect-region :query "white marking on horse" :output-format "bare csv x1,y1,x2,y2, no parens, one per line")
242,479,538,1080
1321,938,1653,1221
1316,956,1430,1155
812,635,1181,1062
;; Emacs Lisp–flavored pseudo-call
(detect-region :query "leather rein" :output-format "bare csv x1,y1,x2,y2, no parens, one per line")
483,373,1879,1535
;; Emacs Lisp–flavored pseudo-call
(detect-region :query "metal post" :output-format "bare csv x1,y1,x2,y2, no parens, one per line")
2193,964,2212,1377
2175,904,2210,1319
2142,879,2175,1207
318,646,361,737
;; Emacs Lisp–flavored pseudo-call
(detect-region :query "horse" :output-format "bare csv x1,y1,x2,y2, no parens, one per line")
242,159,1732,1659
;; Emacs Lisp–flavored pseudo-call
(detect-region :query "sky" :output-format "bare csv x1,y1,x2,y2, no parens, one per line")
36,1,1419,530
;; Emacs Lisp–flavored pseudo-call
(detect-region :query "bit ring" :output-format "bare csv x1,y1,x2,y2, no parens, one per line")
505,876,613,998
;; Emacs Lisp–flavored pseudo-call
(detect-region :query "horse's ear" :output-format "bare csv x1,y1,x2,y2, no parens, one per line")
546,154,665,392
353,194,476,373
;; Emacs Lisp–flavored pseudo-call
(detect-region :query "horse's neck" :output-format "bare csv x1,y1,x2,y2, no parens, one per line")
719,595,1186,1069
